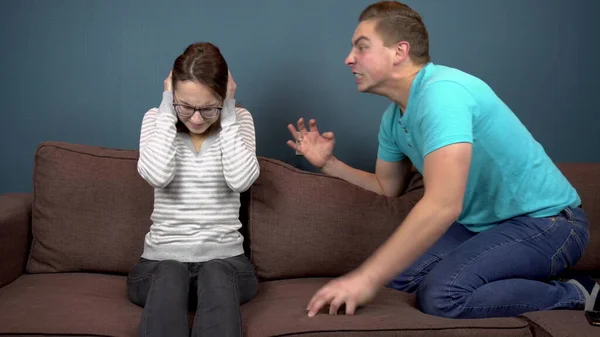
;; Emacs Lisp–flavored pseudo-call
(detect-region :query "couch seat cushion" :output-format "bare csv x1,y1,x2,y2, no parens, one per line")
0,273,141,337
521,309,600,337
242,278,532,337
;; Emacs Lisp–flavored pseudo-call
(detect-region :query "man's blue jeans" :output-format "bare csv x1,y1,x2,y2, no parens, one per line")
387,207,590,318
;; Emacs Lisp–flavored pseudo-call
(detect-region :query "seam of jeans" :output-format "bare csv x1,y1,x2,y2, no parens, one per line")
445,216,560,312
460,292,582,311
409,254,445,281
142,275,155,337
235,271,258,304
396,253,448,291
564,207,573,221
550,224,587,277
568,280,590,310
232,271,243,334
550,229,577,277
569,220,589,232
461,303,542,312
560,208,590,232
571,229,586,252
565,212,589,232
127,273,153,283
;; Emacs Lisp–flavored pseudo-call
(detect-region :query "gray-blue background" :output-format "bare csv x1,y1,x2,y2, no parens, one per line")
1,0,598,193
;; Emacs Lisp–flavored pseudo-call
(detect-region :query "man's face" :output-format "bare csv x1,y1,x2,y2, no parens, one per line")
345,20,396,93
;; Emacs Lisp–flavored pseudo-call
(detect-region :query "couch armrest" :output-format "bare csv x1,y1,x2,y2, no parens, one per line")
0,193,33,288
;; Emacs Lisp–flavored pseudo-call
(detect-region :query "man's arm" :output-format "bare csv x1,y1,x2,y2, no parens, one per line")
357,82,476,287
358,142,471,287
307,142,471,316
306,81,476,316
322,157,412,197
287,117,412,197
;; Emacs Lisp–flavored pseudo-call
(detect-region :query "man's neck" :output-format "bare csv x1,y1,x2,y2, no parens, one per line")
383,63,425,113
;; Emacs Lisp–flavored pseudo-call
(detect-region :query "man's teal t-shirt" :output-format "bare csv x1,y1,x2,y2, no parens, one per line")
378,62,581,232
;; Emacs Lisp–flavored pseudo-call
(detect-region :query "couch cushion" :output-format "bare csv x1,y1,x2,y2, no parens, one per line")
27,142,154,274
242,278,532,337
0,274,531,337
0,273,141,337
0,193,32,288
248,158,424,280
556,163,600,272
521,309,599,337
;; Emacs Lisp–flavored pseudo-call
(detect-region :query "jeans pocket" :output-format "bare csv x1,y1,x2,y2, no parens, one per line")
550,228,586,277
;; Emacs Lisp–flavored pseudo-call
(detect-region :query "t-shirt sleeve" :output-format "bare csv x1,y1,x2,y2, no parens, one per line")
417,82,475,156
377,104,405,162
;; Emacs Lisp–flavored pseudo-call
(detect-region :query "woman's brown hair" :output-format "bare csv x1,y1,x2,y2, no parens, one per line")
171,42,228,132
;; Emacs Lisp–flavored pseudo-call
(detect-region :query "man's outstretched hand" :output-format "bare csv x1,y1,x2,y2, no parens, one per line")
287,118,336,170
306,270,379,317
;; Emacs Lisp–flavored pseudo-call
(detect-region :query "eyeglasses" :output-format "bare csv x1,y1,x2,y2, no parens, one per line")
172,103,222,119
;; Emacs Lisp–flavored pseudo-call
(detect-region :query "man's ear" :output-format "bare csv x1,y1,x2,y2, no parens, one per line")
393,41,411,65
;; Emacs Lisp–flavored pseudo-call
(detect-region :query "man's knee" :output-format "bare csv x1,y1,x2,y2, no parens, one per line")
387,272,420,293
416,274,467,318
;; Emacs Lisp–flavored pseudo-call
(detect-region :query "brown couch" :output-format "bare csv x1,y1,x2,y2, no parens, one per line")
0,141,598,337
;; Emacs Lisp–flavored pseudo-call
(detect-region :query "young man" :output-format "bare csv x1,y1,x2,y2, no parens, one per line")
287,1,597,319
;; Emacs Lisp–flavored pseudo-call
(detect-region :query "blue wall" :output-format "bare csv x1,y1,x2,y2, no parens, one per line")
1,0,599,193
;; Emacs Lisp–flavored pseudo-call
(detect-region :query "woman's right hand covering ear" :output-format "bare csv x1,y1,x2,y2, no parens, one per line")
164,70,173,92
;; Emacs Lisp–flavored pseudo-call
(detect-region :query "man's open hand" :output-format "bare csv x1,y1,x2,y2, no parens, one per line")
306,270,379,317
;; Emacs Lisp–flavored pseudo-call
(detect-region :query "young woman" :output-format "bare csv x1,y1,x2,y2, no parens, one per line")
127,42,260,337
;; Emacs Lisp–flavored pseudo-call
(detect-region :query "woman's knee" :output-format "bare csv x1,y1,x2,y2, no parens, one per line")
198,260,235,288
154,260,190,286
197,259,258,304
127,260,189,307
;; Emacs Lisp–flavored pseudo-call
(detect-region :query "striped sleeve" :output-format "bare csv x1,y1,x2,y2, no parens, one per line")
137,91,178,188
218,99,260,192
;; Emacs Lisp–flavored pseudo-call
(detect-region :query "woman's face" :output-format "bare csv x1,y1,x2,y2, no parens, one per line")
173,80,222,135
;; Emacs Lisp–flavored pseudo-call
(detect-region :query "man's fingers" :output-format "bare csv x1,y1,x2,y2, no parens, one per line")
322,132,335,140
329,296,346,316
307,290,335,317
297,118,309,135
309,119,319,134
287,124,300,140
308,297,330,317
345,299,357,316
307,288,326,311
286,140,299,151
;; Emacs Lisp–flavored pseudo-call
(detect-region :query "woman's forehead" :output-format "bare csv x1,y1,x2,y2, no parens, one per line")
174,80,220,106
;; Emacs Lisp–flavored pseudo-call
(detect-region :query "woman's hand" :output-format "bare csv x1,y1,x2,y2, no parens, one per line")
164,70,173,92
226,70,236,99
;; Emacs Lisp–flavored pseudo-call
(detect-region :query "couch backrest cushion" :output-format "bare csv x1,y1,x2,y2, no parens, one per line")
248,160,600,280
556,163,600,272
26,141,599,278
247,158,425,280
27,142,154,274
